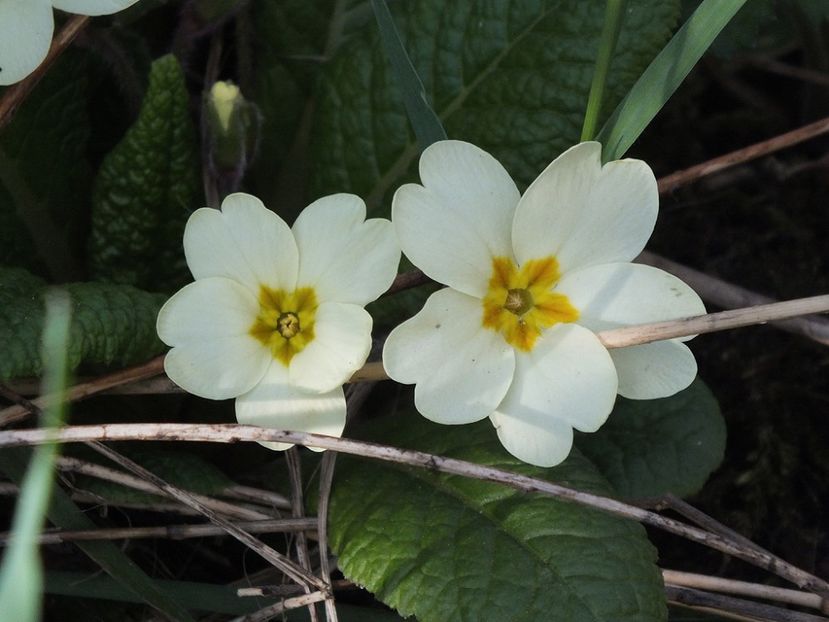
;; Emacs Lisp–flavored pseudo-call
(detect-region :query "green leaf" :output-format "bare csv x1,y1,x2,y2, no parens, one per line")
596,0,748,161
0,266,167,381
576,379,726,499
0,294,71,622
0,448,194,622
312,0,680,215
329,410,667,622
76,448,234,505
371,0,446,149
88,54,199,293
0,56,91,279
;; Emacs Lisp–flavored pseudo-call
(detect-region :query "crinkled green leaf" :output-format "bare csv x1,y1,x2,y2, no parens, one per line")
312,0,680,215
0,266,166,381
76,448,235,505
0,56,91,278
329,410,666,622
88,54,199,292
576,379,725,499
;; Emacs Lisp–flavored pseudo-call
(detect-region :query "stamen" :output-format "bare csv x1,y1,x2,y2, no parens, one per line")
504,288,534,316
277,312,301,339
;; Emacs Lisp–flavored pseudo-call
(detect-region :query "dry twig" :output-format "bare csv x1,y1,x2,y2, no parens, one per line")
0,518,317,546
2,423,827,598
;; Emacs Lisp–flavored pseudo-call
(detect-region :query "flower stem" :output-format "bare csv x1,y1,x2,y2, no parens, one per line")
581,0,626,142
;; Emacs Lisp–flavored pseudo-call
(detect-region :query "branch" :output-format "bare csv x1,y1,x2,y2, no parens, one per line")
1,423,827,598
657,114,829,195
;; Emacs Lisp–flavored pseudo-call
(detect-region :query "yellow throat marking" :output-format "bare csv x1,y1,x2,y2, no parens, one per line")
249,286,317,365
482,256,578,351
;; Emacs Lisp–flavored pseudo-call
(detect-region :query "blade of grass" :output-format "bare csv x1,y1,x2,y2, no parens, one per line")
371,0,447,150
581,0,627,141
0,292,71,622
596,0,748,161
0,291,194,620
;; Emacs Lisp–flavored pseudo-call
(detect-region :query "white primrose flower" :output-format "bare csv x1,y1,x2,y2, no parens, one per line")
383,141,705,467
0,0,140,86
157,193,400,450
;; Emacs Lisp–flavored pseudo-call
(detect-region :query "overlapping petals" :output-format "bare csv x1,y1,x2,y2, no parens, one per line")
0,0,140,86
385,140,704,467
158,192,400,450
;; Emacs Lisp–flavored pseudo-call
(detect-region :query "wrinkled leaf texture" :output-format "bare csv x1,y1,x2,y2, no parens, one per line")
329,411,667,622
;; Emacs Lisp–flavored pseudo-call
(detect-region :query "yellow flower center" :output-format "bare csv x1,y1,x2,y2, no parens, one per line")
249,286,317,365
482,256,579,351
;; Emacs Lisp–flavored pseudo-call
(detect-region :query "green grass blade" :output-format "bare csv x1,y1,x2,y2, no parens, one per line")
371,0,447,150
0,292,71,622
596,0,748,161
581,0,627,141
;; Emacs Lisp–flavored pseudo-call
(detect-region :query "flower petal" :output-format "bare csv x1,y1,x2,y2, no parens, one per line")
236,362,346,452
392,140,520,297
0,0,53,86
610,340,698,399
50,0,139,16
490,323,617,467
383,288,515,424
157,277,271,399
184,193,298,294
289,302,373,393
292,194,400,305
512,142,658,273
556,263,706,331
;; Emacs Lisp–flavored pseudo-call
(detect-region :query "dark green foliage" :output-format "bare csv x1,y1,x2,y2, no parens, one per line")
310,0,680,215
88,55,199,292
577,380,726,499
0,266,166,380
329,411,667,622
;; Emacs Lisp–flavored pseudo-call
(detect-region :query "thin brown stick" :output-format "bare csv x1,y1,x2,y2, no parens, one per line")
285,447,320,622
86,440,330,593
2,423,826,597
598,295,829,349
666,586,829,622
658,114,829,194
663,570,828,613
317,451,339,622
3,292,826,422
0,356,164,426
0,518,317,546
637,252,829,346
55,455,274,521
221,484,291,510
237,580,354,599
0,16,90,131
231,591,329,622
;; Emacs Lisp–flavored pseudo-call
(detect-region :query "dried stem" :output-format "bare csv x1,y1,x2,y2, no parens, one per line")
638,252,829,346
657,114,829,195
230,591,329,622
666,586,829,622
55,455,274,521
285,447,320,622
2,423,827,598
662,570,828,613
3,292,826,425
0,16,90,131
86,440,330,593
0,518,317,546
